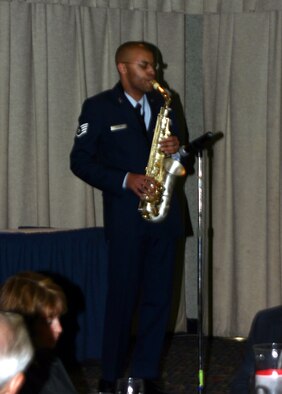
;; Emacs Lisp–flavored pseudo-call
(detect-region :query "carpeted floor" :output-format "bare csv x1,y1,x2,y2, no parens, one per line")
69,334,246,393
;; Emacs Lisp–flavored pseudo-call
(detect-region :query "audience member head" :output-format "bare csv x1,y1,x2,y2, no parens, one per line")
0,311,33,394
0,272,67,350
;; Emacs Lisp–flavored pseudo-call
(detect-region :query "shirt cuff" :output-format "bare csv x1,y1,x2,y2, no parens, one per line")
122,173,129,188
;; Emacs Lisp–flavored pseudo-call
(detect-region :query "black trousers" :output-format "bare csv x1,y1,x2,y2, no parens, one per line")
101,232,177,382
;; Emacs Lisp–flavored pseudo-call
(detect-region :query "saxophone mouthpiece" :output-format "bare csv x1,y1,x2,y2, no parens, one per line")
150,80,171,105
151,80,160,90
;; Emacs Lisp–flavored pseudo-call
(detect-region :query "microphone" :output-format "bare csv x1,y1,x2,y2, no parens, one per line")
179,131,217,156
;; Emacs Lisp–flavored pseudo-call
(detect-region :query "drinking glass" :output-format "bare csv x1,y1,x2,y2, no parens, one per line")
253,343,282,393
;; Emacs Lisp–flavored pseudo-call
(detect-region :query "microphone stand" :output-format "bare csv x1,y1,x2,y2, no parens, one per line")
197,147,204,392
186,132,223,392
181,131,223,392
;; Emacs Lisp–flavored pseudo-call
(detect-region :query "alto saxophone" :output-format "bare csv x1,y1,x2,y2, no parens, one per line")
138,80,186,222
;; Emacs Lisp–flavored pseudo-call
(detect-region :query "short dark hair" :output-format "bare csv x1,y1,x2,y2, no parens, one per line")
115,41,154,65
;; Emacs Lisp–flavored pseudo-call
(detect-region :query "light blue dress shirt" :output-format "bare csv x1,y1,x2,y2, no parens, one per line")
124,92,151,130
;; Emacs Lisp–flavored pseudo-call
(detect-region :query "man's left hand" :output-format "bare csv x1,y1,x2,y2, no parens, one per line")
159,136,180,155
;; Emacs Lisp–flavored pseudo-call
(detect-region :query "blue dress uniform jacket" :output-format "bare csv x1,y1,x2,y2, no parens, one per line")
70,81,188,382
70,82,185,240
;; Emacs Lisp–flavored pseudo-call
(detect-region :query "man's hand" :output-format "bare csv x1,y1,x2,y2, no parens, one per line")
126,173,158,199
159,135,180,155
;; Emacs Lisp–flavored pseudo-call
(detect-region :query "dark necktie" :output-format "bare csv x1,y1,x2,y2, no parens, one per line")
134,103,146,132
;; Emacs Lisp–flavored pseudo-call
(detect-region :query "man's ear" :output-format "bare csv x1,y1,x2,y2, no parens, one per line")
6,372,25,394
117,62,127,75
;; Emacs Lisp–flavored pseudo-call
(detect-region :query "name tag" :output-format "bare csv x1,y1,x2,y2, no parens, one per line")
110,124,127,132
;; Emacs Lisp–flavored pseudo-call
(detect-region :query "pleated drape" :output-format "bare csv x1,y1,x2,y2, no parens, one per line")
203,10,282,336
0,2,186,229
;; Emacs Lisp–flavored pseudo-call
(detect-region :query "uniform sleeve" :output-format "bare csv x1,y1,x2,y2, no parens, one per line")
70,99,127,196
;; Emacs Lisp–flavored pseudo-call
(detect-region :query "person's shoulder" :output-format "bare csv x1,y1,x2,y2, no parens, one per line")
86,83,123,104
252,305,282,333
85,89,113,105
79,85,124,119
255,305,282,320
248,305,282,345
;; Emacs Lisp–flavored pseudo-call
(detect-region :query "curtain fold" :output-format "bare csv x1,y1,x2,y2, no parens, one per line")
1,0,282,14
203,10,282,337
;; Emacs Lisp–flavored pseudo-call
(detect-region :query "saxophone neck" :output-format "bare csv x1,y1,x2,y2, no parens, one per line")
151,80,171,107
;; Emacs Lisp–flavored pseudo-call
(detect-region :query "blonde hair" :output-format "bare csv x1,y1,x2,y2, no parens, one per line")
0,272,67,319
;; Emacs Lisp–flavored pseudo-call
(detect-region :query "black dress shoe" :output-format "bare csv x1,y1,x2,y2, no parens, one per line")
144,380,169,394
98,378,115,393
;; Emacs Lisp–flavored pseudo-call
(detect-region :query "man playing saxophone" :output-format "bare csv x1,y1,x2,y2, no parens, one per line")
70,41,191,394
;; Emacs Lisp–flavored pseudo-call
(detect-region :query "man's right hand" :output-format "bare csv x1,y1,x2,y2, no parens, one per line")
126,173,157,199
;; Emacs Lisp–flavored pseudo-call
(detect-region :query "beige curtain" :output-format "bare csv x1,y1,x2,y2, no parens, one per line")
0,0,187,229
203,9,282,337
